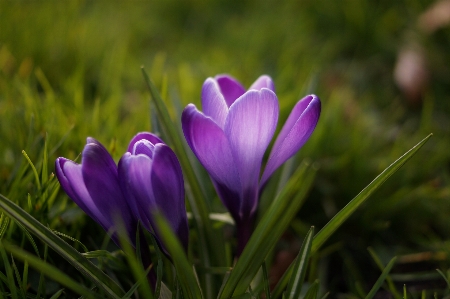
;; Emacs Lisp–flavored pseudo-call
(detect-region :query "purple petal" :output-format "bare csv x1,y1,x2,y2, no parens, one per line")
249,75,275,92
55,158,109,229
215,75,246,107
118,153,155,233
133,140,155,157
182,104,242,218
55,158,80,207
260,95,321,186
127,132,164,153
201,78,229,128
151,144,188,250
224,89,279,216
81,143,135,238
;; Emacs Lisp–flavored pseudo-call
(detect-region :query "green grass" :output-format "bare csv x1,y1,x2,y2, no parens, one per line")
0,0,449,298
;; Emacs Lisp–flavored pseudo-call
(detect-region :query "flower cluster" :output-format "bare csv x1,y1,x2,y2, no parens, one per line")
55,74,320,256
55,132,188,252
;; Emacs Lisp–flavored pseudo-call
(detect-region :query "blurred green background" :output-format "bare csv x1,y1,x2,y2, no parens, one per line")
1,0,449,297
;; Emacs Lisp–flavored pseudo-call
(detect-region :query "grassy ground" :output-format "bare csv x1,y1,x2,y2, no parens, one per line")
1,1,449,298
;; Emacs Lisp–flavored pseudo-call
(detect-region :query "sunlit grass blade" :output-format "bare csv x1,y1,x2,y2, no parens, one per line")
1,242,104,299
0,193,124,298
218,161,316,298
153,213,203,299
365,256,397,299
285,226,315,299
311,134,432,253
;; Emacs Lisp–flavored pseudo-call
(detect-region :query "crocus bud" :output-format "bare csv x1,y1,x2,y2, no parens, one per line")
55,133,188,253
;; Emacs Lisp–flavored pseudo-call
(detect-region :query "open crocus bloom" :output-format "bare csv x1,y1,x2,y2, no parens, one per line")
182,74,320,253
55,132,188,252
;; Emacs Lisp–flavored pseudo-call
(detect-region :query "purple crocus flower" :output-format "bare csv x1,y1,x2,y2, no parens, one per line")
182,75,320,254
55,132,188,252
118,132,189,251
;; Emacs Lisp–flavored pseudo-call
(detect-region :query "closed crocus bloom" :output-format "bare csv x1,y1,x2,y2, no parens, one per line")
118,132,188,252
55,137,136,245
55,133,189,253
182,74,320,254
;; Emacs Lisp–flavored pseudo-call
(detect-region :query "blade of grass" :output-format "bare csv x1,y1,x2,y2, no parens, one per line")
1,242,104,299
154,213,203,299
21,150,41,190
262,261,271,299
367,247,401,299
0,193,124,298
36,243,48,299
148,233,164,298
10,255,26,299
312,134,432,253
41,133,49,204
49,289,65,299
16,222,41,257
303,280,319,299
22,261,28,296
218,161,316,298
118,224,153,299
0,244,18,299
285,226,315,299
141,67,216,295
365,257,397,299
272,134,431,295
0,213,10,239
121,266,153,299
436,269,450,290
51,230,88,253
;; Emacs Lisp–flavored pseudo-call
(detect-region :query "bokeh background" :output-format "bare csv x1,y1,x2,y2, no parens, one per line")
1,1,449,297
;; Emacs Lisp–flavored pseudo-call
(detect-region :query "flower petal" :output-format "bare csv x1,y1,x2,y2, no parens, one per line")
151,144,189,250
201,78,229,128
55,158,109,229
81,143,135,239
118,153,155,232
249,75,275,92
133,140,155,157
182,104,242,218
260,95,321,186
224,89,279,217
215,74,246,107
127,132,164,153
